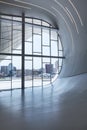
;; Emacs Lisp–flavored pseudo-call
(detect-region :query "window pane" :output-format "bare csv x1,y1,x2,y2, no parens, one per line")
42,57,51,86
33,35,41,52
33,26,41,34
42,58,50,73
59,59,63,67
42,29,49,45
0,19,11,53
1,15,12,20
25,25,32,42
13,21,22,30
59,39,63,50
33,57,41,86
42,21,49,27
25,18,32,23
33,57,41,70
12,22,22,54
33,19,41,25
0,55,11,90
51,58,58,74
25,42,32,54
43,47,50,56
25,59,32,88
12,56,21,89
51,41,58,56
59,51,63,57
51,58,58,82
13,17,22,22
51,30,57,40
0,39,11,53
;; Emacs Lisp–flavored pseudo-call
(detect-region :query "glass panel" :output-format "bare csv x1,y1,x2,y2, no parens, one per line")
33,57,41,86
42,58,51,84
59,59,63,67
25,42,32,55
51,41,58,56
25,58,32,88
13,21,22,30
51,58,58,82
13,17,22,22
12,56,21,89
0,39,11,53
12,29,22,54
25,57,32,61
25,25,32,42
42,57,51,86
12,21,22,54
43,58,50,65
33,19,41,25
59,51,63,57
12,49,21,54
1,15,12,20
33,26,41,34
42,29,49,45
59,66,62,73
33,35,41,53
33,57,41,70
51,58,58,74
59,39,63,50
1,25,11,40
42,21,50,27
43,47,50,56
0,55,11,90
0,19,12,53
25,18,32,23
51,30,57,40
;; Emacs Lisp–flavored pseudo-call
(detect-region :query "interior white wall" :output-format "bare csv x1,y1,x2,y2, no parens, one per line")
55,0,87,77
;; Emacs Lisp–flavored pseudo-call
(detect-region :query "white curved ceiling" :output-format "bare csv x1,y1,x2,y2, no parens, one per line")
0,0,84,27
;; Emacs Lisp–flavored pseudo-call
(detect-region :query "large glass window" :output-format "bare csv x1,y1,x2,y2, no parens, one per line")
0,14,64,90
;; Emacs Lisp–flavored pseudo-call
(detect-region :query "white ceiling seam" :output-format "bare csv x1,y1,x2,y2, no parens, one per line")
65,7,79,34
68,0,83,26
54,0,79,34
0,0,31,10
14,0,57,19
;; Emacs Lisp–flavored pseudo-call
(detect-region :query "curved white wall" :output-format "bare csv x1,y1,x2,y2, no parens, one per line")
54,0,87,77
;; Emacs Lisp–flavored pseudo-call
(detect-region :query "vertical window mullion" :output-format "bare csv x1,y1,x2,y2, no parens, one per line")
41,20,43,87
22,13,25,89
49,28,52,84
32,19,34,88
11,16,13,90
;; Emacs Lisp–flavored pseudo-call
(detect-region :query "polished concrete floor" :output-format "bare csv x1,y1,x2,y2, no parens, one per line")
0,74,87,130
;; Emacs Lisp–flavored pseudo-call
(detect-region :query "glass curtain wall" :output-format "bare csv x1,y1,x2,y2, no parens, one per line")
0,14,64,90
0,15,22,90
24,18,63,87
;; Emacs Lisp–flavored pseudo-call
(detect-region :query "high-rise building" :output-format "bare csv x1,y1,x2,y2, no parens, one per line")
1,66,9,76
45,64,53,74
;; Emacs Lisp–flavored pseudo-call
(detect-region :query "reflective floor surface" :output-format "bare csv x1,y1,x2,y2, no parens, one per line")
0,73,87,130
